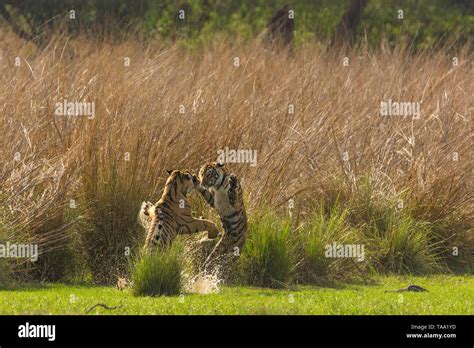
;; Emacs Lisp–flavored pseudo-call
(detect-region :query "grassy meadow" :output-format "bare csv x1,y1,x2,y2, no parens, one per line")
0,275,472,315
0,12,473,315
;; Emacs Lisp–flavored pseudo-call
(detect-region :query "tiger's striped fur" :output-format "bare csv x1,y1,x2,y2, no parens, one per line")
141,170,220,252
197,162,248,265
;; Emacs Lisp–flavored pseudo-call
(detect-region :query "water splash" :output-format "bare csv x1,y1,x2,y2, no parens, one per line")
184,269,222,294
181,237,234,294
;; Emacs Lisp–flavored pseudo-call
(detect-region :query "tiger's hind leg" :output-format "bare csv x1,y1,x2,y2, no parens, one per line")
179,218,220,239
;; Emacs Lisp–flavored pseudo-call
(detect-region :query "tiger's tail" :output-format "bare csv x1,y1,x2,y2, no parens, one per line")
140,201,162,253
138,201,154,231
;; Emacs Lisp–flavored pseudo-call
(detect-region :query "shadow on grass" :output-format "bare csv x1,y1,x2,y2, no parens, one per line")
226,275,380,293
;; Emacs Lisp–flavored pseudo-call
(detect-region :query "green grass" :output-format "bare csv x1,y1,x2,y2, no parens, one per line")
131,242,184,297
297,206,361,283
237,212,295,288
0,275,471,315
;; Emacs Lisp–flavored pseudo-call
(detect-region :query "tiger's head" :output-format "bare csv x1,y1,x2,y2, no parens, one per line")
198,162,228,189
166,169,199,194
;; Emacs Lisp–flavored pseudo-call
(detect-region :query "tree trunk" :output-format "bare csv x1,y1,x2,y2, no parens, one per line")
264,5,294,52
330,0,369,48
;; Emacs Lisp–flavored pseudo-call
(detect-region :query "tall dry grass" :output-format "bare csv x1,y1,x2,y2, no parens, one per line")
0,29,472,282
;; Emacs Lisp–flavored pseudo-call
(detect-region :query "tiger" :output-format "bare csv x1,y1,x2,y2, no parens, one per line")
140,169,220,252
196,162,248,267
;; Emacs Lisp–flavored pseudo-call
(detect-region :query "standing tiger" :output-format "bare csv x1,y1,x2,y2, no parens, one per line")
140,169,220,252
197,162,248,266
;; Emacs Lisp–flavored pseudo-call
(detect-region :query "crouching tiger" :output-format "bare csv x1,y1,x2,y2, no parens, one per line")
197,162,248,266
139,169,220,252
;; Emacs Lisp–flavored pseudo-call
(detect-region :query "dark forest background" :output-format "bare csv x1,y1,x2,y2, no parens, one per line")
0,0,473,49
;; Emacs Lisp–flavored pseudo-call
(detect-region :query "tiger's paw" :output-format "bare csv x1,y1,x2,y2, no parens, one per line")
229,175,239,190
228,175,239,206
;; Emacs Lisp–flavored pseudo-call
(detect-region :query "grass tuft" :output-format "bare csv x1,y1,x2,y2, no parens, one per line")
297,205,364,283
364,213,443,274
131,243,184,297
237,212,295,288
